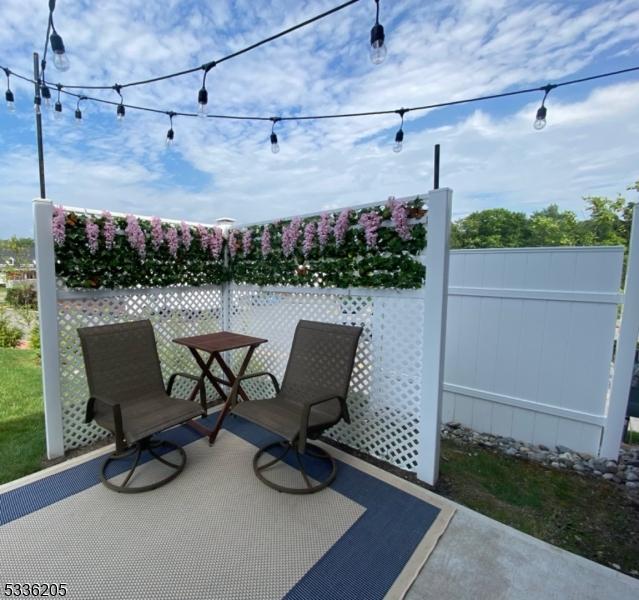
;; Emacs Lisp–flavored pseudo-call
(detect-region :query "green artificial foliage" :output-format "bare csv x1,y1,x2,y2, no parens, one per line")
54,212,229,289
53,199,427,291
230,198,427,289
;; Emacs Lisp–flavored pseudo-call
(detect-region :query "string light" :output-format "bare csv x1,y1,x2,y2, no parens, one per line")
198,63,214,118
53,84,63,120
40,83,52,108
3,68,14,112
74,96,85,125
166,112,175,147
2,61,638,144
370,0,387,65
270,117,280,154
114,85,125,122
33,95,41,115
534,84,555,130
47,0,70,72
393,108,406,153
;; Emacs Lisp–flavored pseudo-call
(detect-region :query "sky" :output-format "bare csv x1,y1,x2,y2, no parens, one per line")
0,0,638,238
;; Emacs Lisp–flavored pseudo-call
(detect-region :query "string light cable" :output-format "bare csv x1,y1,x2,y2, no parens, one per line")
39,0,363,93
2,63,638,144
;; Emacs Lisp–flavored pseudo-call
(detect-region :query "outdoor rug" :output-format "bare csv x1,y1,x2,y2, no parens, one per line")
0,413,455,600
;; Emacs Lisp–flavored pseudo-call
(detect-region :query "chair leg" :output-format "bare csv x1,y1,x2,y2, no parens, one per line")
100,438,186,493
253,440,337,494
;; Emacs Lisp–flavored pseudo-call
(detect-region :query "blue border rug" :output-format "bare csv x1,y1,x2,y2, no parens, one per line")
0,414,454,600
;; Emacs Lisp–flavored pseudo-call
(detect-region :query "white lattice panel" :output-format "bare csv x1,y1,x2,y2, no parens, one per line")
230,285,424,471
56,284,223,449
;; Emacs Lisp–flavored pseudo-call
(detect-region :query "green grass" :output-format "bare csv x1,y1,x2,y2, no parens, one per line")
0,348,45,485
438,439,639,575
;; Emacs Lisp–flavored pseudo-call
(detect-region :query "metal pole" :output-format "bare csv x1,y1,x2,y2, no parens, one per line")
433,144,440,190
32,52,46,199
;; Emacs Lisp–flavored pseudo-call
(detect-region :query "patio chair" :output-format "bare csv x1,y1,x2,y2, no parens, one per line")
231,320,362,494
78,320,205,493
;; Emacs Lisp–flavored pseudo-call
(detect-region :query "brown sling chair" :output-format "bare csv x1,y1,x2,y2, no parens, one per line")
78,320,205,493
231,320,362,494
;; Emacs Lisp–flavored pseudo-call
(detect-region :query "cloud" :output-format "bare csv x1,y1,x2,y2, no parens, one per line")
0,0,638,236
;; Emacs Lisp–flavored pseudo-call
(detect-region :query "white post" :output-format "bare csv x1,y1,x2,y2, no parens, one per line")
600,207,639,458
418,188,452,484
33,199,64,459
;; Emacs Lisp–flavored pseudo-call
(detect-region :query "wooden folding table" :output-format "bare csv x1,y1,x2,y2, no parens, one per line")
173,331,267,445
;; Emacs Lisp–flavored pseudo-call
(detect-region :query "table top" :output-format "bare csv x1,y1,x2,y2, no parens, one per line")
173,331,268,353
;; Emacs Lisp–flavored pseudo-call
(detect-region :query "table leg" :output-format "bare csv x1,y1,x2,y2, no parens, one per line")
189,348,229,402
207,345,257,445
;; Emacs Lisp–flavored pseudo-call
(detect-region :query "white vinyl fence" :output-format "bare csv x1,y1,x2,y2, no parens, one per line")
442,231,639,457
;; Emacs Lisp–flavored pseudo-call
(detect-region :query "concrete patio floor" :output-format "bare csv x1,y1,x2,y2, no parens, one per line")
407,502,639,600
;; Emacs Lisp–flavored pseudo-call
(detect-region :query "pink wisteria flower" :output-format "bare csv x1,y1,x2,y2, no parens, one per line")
228,230,238,259
85,218,100,254
303,221,316,257
166,226,179,258
52,205,66,246
209,227,224,259
261,226,271,257
197,225,209,251
125,215,146,258
334,209,350,247
102,211,116,249
317,212,331,250
388,196,412,241
180,221,192,250
282,217,302,257
359,211,382,249
242,230,252,256
150,217,164,250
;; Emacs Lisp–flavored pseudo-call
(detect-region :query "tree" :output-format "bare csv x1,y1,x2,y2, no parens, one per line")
577,196,628,247
451,208,529,249
527,204,579,247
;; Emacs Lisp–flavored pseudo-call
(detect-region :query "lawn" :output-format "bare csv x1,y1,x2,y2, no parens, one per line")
438,438,639,577
0,348,45,485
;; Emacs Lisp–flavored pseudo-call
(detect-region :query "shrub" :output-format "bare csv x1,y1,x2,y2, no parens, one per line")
5,285,37,309
29,322,41,353
0,316,22,348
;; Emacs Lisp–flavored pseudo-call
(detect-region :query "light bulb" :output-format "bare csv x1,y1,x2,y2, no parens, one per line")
41,86,52,109
393,128,404,153
534,106,547,130
166,128,174,147
53,52,70,72
50,32,70,72
117,104,125,122
197,87,208,118
270,133,280,154
53,101,62,120
370,23,387,65
75,109,82,125
34,96,41,114
5,90,15,112
370,40,387,65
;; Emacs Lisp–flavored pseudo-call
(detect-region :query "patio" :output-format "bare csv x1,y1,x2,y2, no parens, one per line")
2,408,637,600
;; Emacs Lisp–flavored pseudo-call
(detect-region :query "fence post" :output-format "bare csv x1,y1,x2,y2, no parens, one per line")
33,199,64,459
417,188,452,484
600,207,639,458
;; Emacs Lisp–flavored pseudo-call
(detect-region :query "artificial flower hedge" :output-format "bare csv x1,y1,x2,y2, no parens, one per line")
53,209,228,288
229,198,427,289
52,197,427,290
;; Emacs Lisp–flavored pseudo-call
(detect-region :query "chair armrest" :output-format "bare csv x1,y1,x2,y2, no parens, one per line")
167,372,206,415
86,396,126,452
229,371,280,407
298,394,346,454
